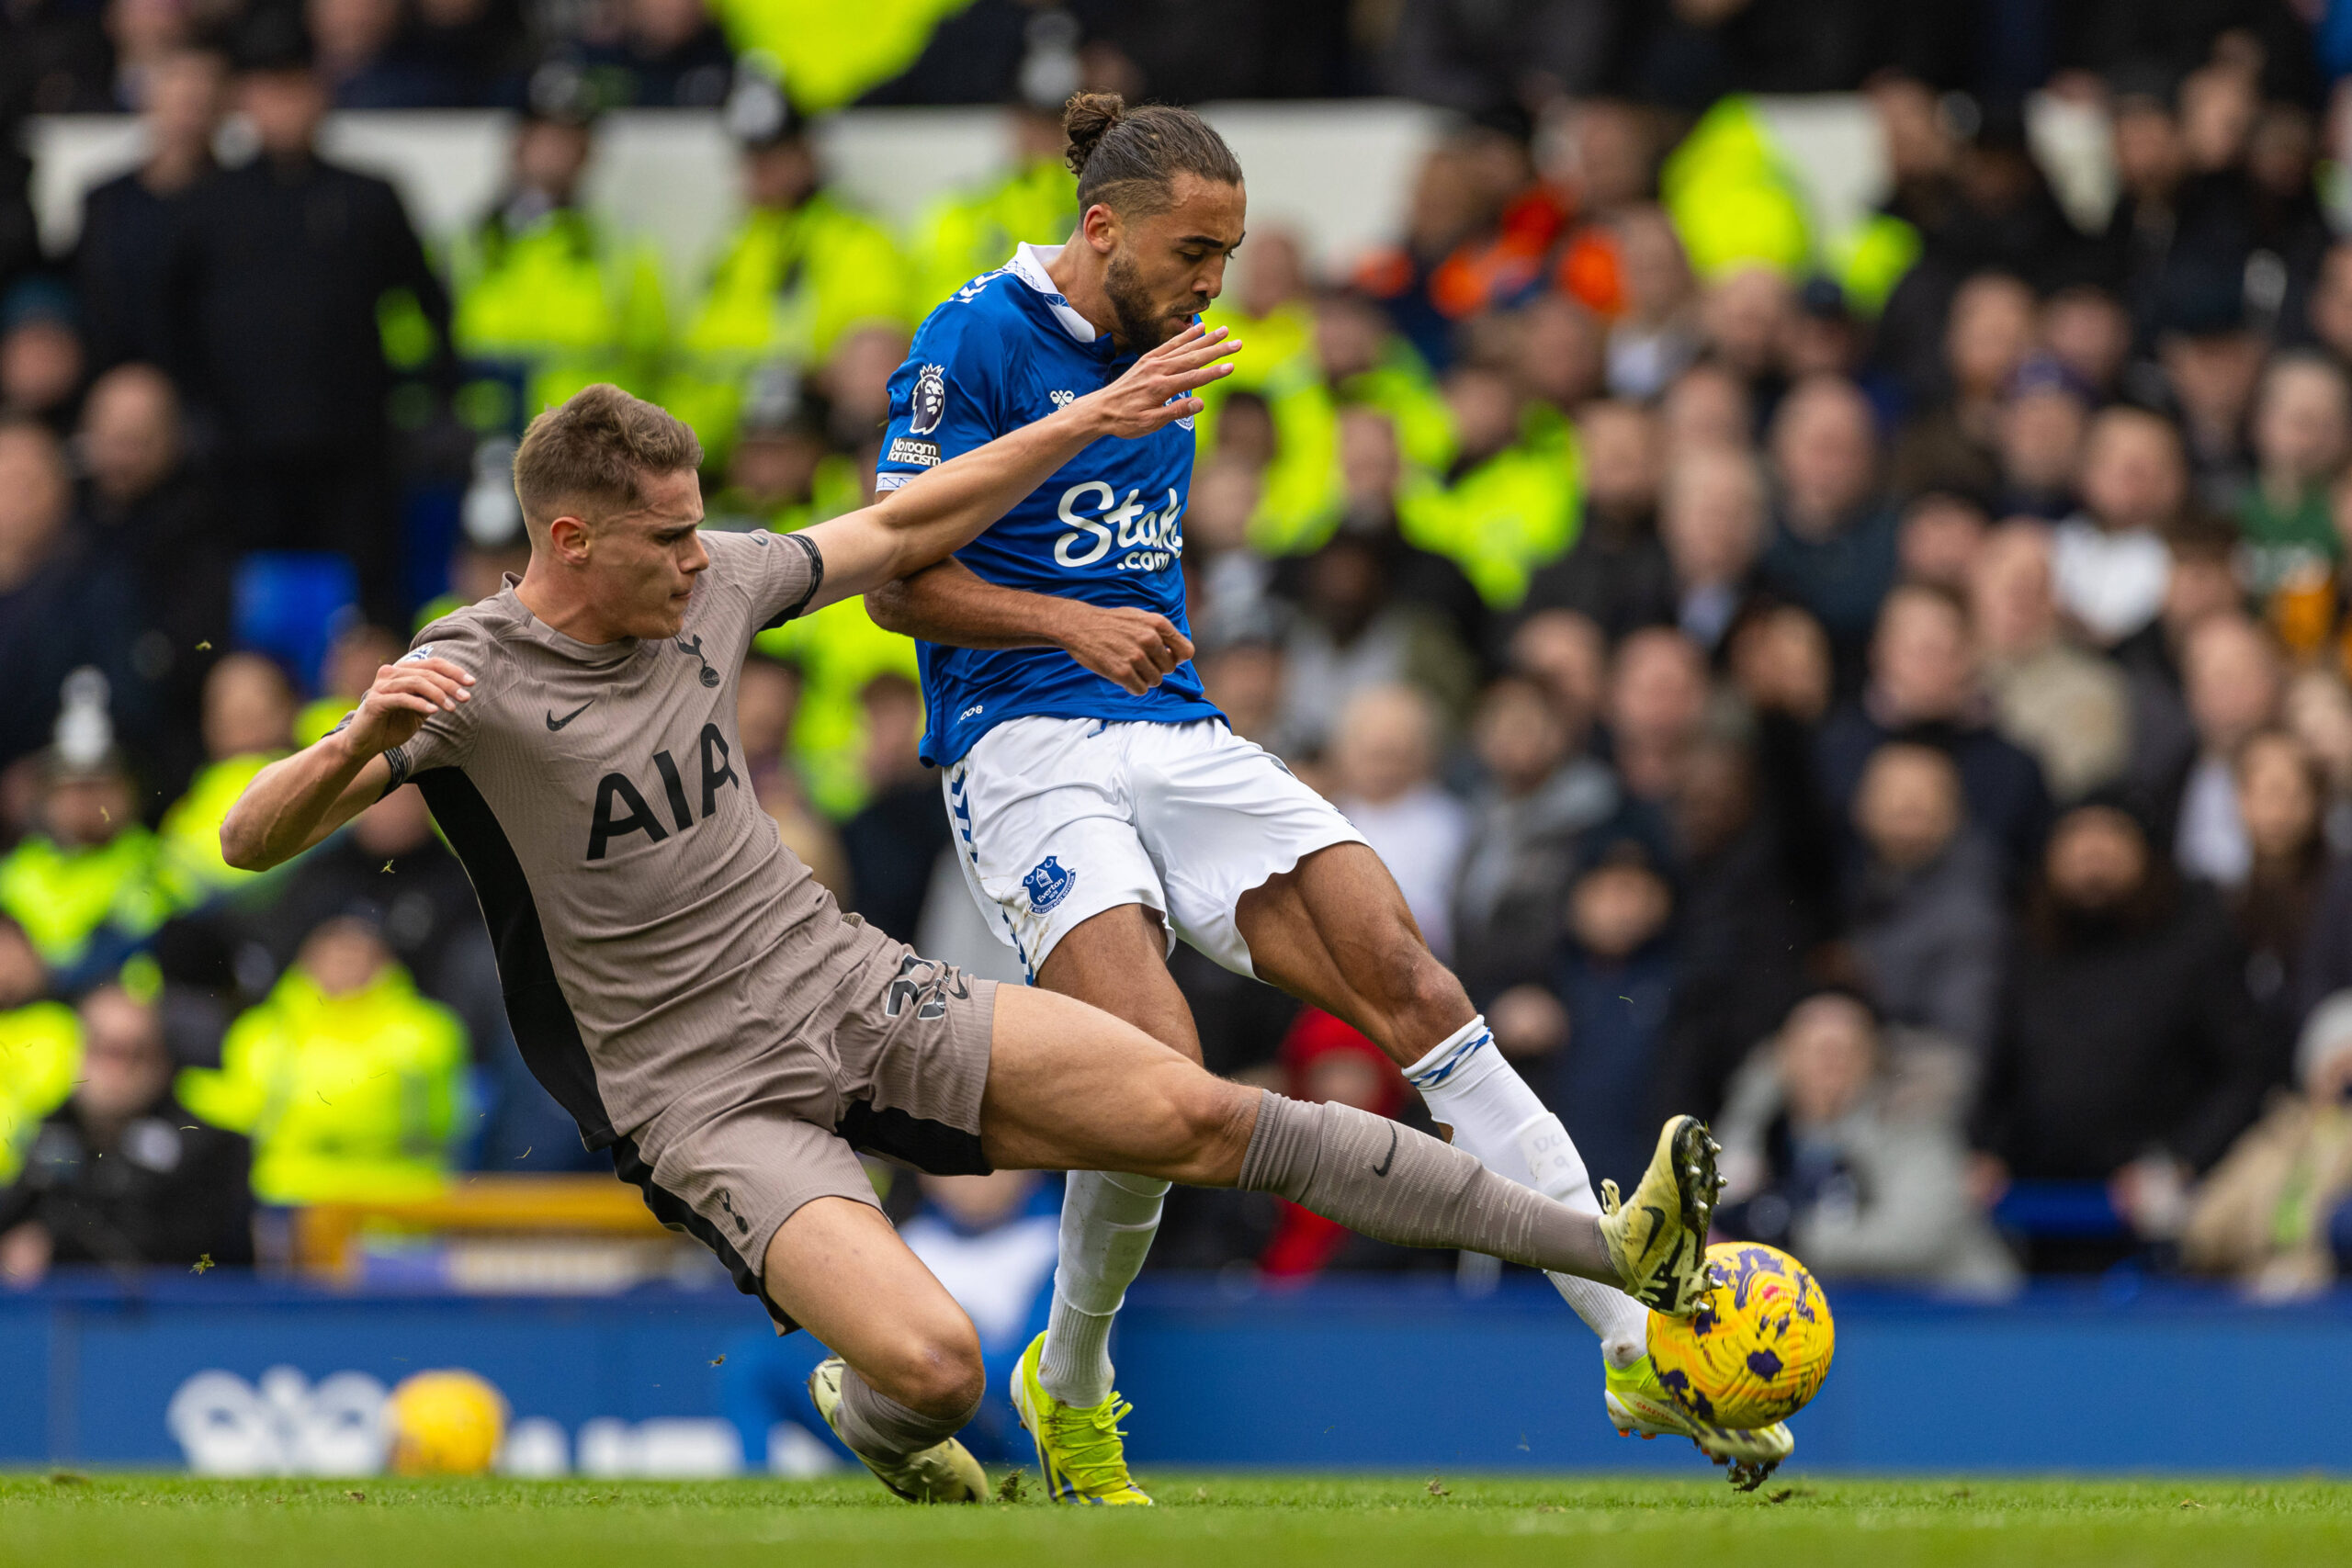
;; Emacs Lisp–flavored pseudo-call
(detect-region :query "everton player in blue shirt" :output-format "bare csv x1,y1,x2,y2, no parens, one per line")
868,93,1786,1499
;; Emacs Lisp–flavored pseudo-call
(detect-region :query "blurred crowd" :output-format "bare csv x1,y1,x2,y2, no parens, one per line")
12,1,2352,1300
8,0,2336,119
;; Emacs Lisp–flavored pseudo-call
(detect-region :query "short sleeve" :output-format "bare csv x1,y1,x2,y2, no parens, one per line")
708,527,825,631
380,620,489,789
875,299,1012,494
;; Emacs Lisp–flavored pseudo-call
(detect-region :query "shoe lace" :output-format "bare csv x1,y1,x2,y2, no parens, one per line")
1598,1178,1622,1217
1045,1394,1138,1495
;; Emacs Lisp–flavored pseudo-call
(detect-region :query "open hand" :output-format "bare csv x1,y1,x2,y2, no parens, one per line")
1054,602,1195,694
1080,323,1241,438
341,656,474,755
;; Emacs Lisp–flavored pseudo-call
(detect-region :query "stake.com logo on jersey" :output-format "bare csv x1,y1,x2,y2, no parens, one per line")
1049,481,1184,574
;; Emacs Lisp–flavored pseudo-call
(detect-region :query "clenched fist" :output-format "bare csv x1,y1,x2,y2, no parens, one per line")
340,656,474,756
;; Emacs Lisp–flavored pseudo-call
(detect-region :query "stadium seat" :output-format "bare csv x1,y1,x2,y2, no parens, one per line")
232,552,359,694
1990,1181,2128,1241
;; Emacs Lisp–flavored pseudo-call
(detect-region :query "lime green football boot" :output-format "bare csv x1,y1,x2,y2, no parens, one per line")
806,1356,988,1504
1009,1332,1153,1505
1598,1115,1723,1317
1604,1351,1793,1492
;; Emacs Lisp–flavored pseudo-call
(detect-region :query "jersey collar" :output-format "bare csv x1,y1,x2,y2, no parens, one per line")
1004,243,1104,346
500,576,640,667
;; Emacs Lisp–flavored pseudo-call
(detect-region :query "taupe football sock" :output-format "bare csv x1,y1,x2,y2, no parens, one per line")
836,1365,979,1462
1235,1090,1616,1283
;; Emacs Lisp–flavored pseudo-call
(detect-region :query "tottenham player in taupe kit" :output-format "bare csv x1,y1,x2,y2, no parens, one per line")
221,357,1723,1505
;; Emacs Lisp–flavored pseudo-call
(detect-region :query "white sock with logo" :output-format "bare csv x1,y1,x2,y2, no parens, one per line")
1402,1016,1651,1370
1038,1168,1170,1409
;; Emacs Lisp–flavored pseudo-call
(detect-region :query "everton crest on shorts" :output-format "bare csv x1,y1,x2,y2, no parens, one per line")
1023,855,1076,913
878,243,1222,768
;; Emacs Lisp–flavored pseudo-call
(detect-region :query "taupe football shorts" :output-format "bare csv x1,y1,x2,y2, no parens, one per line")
609,919,1001,1331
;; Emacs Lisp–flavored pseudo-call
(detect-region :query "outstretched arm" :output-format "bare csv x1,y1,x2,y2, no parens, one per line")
867,558,1194,695
797,324,1238,615
220,657,473,872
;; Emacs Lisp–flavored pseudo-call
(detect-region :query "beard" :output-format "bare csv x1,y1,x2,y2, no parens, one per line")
1104,251,1185,349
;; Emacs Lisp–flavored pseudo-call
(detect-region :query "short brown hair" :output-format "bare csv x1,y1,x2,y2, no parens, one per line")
511,384,703,532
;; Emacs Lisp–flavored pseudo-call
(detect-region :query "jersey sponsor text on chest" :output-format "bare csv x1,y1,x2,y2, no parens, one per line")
1050,480,1184,572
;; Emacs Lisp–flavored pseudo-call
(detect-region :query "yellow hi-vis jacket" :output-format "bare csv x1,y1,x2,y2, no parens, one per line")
448,203,669,433
157,751,285,897
0,1001,80,1183
1396,402,1583,611
710,0,973,114
910,157,1077,317
179,963,467,1206
666,192,912,460
0,827,183,974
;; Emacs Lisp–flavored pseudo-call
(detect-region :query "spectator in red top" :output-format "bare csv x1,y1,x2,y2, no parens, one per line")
1259,1009,1419,1279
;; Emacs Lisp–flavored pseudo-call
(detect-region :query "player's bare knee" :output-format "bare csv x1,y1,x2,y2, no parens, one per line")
908,1350,986,1424
876,1322,986,1421
1162,1073,1257,1183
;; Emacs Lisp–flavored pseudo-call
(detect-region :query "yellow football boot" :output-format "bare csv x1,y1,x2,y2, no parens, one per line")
1598,1116,1723,1317
1009,1332,1152,1505
1604,1351,1794,1492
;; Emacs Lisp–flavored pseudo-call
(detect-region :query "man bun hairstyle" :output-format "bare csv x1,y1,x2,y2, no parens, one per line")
512,383,703,532
1061,91,1242,218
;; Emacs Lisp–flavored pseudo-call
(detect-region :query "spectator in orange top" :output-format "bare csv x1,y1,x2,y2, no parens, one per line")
1354,118,1565,369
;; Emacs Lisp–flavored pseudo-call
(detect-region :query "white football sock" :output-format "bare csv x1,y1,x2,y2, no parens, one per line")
1038,1168,1168,1408
1402,1017,1651,1370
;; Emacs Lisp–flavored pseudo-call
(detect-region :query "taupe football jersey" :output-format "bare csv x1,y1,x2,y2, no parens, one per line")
386,528,862,1146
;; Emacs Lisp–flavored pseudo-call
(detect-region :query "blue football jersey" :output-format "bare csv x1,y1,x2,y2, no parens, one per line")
877,243,1220,767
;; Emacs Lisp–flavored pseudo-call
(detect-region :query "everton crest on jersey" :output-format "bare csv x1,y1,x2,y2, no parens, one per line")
878,243,1221,767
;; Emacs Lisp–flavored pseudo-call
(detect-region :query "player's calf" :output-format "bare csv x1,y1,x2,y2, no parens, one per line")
1227,1090,1717,1306
1359,933,1476,1062
800,1293,987,1502
808,1304,987,1495
1238,845,1476,1065
755,1195,989,1498
808,1357,989,1505
1230,1090,1620,1278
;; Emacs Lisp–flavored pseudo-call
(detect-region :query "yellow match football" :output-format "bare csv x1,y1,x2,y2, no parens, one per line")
1648,1243,1836,1430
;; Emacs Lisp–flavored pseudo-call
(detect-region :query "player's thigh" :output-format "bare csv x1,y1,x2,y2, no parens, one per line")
977,983,1256,1185
1035,902,1204,1062
1236,840,1473,1058
761,1196,982,1413
944,720,1170,984
1130,721,1364,978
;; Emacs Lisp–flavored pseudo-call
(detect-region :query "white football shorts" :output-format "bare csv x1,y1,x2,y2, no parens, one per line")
940,716,1365,980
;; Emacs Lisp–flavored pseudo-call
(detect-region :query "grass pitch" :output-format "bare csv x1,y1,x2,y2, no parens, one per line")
5,1472,2348,1567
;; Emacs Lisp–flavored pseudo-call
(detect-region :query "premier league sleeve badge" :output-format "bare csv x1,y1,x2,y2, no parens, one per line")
910,363,948,435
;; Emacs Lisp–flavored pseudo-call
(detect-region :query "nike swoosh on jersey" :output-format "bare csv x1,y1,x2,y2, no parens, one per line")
546,700,594,731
